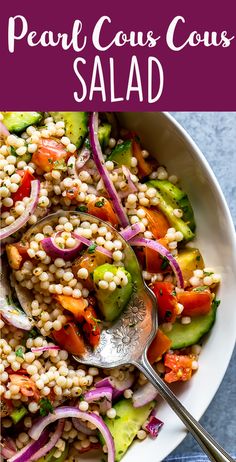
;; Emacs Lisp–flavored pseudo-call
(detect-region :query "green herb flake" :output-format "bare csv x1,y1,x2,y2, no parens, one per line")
77,205,88,213
27,328,38,339
203,271,214,276
16,347,24,359
196,255,201,261
115,415,121,420
88,243,97,254
172,290,177,297
160,256,169,271
39,398,54,417
95,198,105,208
212,298,221,310
193,286,208,293
165,310,172,319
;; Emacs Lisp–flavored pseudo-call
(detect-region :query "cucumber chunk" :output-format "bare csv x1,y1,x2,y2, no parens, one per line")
146,181,195,242
98,122,112,149
10,405,27,424
93,264,133,322
102,399,155,461
2,112,42,133
108,140,133,167
148,180,196,231
162,299,219,349
49,112,88,148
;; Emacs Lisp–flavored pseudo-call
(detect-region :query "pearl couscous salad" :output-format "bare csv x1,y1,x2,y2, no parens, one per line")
0,112,221,462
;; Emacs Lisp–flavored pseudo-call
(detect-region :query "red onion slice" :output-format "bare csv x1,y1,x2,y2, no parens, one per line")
1,436,17,459
0,304,33,331
89,112,129,228
29,406,115,462
130,237,184,288
72,418,97,436
72,232,112,259
41,235,83,261
0,121,10,138
119,166,138,199
145,415,164,438
8,429,49,462
120,223,144,241
76,146,91,170
132,382,158,408
95,374,135,401
84,386,113,413
31,345,60,353
31,419,65,461
0,179,40,240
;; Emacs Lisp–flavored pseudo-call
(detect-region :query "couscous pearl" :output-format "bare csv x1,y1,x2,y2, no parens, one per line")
137,430,147,440
203,276,213,286
79,401,89,411
98,280,109,290
54,258,66,267
77,268,89,279
124,389,133,399
113,250,123,261
181,316,192,325
28,402,39,413
189,276,201,287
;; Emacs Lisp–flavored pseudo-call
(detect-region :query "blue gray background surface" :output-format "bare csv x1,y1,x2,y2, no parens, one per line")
164,112,236,459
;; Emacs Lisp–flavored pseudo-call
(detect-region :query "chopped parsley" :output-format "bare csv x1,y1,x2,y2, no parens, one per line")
203,271,214,276
16,347,24,359
27,328,39,339
39,398,54,417
212,298,221,310
160,256,169,271
172,290,177,296
88,243,97,254
196,255,201,261
95,198,105,208
76,205,88,213
193,286,208,293
165,310,172,319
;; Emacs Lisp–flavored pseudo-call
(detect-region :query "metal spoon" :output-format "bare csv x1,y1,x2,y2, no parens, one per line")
16,211,234,462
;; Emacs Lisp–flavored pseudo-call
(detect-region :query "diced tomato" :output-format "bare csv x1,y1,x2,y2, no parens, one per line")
134,247,146,269
164,353,196,383
151,282,178,323
72,250,111,290
177,289,212,317
5,367,27,375
147,329,172,364
82,306,101,348
66,186,79,200
132,140,153,178
6,242,30,270
55,295,101,348
32,138,69,172
145,237,171,274
11,170,35,204
9,374,40,400
87,197,119,227
55,295,87,321
141,207,170,239
52,322,86,356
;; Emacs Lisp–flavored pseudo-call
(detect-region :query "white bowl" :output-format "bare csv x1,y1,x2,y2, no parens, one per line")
114,112,236,461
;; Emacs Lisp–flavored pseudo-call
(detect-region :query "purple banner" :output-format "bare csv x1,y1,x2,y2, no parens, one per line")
0,0,236,109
